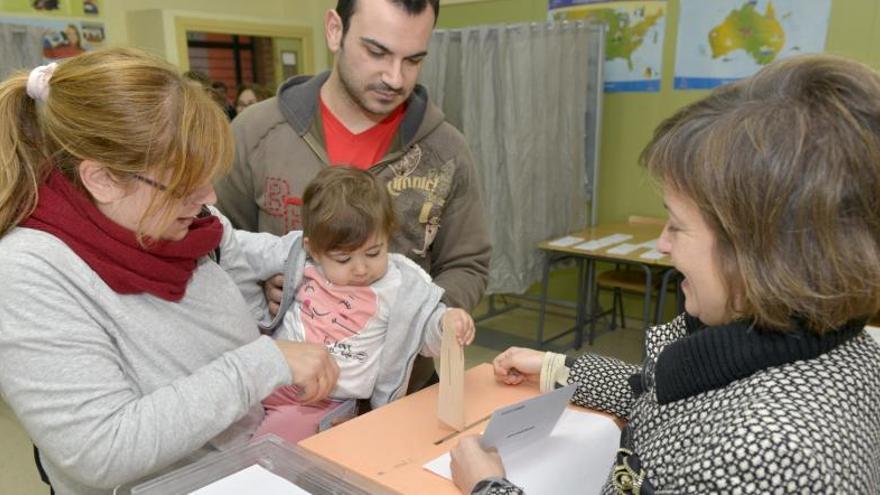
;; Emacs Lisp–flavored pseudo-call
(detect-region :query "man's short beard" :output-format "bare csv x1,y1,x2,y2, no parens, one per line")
336,47,389,117
336,39,405,117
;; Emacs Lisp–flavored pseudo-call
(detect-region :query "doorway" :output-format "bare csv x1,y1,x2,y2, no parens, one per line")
175,16,314,91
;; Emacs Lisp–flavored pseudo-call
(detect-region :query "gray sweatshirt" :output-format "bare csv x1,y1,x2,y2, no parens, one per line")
212,209,447,410
254,235,447,409
0,226,292,495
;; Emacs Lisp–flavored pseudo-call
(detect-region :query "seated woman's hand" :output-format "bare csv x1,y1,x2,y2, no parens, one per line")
450,435,505,494
492,347,545,386
275,341,339,404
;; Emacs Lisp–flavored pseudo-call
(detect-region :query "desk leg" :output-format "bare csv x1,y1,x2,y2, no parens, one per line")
577,258,597,348
574,258,586,349
535,253,553,346
640,265,653,358
587,259,599,346
655,268,679,325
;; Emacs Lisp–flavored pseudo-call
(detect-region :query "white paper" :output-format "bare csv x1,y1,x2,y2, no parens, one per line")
548,235,584,247
573,234,633,252
189,464,312,495
605,243,641,255
638,239,658,249
639,249,667,260
425,409,620,495
281,52,297,65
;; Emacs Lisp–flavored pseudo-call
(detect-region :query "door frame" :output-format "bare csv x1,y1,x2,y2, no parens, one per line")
174,16,315,84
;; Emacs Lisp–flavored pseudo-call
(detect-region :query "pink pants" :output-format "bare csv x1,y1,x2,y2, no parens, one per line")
253,385,347,444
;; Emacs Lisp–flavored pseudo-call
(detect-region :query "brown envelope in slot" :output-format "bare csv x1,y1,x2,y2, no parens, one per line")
437,327,465,430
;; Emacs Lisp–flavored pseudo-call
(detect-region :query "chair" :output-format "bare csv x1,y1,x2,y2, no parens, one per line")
595,216,670,330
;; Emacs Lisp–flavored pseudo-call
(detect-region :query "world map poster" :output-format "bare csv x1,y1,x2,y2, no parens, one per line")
674,0,832,90
550,0,667,93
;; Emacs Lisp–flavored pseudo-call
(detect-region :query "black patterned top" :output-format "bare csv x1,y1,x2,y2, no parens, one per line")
475,314,880,494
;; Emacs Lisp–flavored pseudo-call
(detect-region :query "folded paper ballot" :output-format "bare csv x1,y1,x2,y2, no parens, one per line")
479,383,576,454
639,239,658,249
573,233,633,252
639,249,667,260
424,408,621,495
548,235,584,247
605,243,641,255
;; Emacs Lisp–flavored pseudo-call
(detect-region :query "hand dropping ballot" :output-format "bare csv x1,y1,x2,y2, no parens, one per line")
425,383,621,494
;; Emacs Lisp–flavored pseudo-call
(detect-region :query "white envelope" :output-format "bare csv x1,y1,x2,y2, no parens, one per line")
479,383,576,455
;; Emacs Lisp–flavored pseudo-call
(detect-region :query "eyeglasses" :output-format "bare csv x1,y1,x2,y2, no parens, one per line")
132,174,199,201
132,174,169,192
132,174,215,204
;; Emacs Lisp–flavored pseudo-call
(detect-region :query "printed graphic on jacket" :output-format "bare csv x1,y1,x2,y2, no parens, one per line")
386,145,455,258
263,176,303,231
297,266,378,360
261,146,456,252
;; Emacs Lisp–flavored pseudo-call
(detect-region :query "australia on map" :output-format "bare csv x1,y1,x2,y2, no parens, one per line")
674,0,831,90
708,0,785,65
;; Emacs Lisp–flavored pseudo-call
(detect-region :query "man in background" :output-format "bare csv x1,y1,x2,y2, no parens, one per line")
215,0,491,391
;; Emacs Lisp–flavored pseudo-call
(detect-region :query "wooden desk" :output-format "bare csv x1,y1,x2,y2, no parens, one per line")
300,364,562,495
537,223,677,348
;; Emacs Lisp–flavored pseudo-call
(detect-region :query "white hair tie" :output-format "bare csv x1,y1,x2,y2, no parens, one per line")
26,62,58,102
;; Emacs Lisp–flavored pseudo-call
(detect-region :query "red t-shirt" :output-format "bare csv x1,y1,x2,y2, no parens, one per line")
320,97,406,170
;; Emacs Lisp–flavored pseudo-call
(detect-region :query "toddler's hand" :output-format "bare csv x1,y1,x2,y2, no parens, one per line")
442,308,475,346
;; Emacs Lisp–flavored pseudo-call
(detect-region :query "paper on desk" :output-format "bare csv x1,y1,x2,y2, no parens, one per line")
189,464,312,495
438,323,466,431
573,234,633,252
638,239,658,249
639,249,666,260
548,235,584,247
424,409,620,495
479,383,576,454
604,243,641,255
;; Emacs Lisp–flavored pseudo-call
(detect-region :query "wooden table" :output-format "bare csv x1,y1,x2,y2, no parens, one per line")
536,223,677,348
299,364,605,495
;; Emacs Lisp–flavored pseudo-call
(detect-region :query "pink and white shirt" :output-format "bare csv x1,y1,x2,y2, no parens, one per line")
281,261,403,399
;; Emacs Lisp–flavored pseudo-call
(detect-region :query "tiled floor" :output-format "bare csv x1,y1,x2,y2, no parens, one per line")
0,279,646,494
466,294,645,367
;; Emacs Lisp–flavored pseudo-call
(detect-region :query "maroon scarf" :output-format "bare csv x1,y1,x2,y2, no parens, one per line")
21,169,222,301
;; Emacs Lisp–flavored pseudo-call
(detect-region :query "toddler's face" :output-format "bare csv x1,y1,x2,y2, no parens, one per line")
310,232,390,287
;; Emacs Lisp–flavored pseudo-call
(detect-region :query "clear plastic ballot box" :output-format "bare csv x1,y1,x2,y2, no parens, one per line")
128,434,392,495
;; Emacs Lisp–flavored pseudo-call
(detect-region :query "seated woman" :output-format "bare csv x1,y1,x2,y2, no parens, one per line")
0,48,338,494
450,54,880,494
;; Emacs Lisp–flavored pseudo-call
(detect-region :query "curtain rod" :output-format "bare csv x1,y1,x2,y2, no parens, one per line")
434,19,604,36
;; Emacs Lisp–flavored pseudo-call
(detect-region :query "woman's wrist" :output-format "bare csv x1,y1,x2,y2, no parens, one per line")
539,352,570,393
471,476,513,494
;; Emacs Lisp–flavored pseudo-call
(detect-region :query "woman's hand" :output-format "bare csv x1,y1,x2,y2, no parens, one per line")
263,274,284,317
492,347,545,385
450,436,505,494
275,341,339,404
